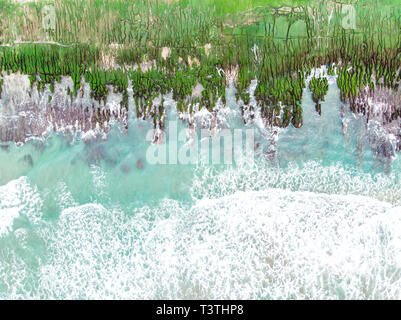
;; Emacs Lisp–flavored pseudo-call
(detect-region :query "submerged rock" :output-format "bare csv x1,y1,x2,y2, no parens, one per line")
136,159,144,170
20,154,34,167
85,144,105,165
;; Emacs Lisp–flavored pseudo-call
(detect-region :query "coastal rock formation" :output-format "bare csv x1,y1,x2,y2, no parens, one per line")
356,87,401,157
0,73,128,143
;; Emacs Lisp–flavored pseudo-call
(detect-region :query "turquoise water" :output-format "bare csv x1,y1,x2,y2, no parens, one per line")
1,74,401,299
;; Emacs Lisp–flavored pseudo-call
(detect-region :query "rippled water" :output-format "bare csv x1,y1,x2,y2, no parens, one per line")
0,72,401,299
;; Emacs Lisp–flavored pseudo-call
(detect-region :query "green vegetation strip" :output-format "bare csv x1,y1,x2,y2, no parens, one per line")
0,0,400,128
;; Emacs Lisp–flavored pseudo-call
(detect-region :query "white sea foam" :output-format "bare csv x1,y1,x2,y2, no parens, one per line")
191,160,401,205
0,207,19,237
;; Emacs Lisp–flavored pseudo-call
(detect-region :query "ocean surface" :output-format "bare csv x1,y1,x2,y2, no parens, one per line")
1,71,401,299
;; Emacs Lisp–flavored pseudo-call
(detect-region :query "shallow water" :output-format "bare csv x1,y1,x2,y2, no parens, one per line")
0,74,401,299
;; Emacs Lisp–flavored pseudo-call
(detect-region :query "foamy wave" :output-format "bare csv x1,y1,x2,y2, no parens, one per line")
191,160,401,205
0,185,399,299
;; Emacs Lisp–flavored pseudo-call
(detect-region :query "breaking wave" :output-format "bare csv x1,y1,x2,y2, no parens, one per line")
0,158,401,299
